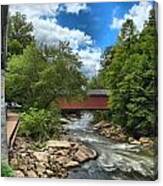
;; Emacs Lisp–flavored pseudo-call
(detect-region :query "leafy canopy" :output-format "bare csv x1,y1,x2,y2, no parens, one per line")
100,9,157,138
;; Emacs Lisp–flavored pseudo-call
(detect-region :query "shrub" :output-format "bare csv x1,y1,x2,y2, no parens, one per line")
1,162,14,177
93,110,112,123
18,107,61,142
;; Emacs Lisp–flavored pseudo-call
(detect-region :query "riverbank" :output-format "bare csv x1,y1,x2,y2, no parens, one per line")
93,120,155,149
9,136,97,178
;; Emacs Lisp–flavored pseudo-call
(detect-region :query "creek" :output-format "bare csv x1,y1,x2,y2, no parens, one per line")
64,112,156,180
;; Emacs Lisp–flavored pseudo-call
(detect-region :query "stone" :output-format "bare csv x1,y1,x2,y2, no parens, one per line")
27,164,35,170
33,151,48,163
36,163,46,176
64,160,79,168
70,142,79,149
10,158,18,167
128,137,134,143
46,169,54,176
139,137,151,144
15,170,25,177
74,145,97,163
46,140,71,149
27,170,38,178
19,165,28,173
94,120,105,129
21,153,27,158
55,149,69,156
48,147,55,154
130,140,141,145
60,118,71,124
102,123,111,128
56,156,68,165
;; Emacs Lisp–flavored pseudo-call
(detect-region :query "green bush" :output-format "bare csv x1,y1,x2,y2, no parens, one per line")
93,110,112,123
18,107,61,142
1,162,14,177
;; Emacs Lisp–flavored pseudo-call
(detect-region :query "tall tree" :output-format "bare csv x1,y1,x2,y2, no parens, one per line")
7,12,34,57
102,10,157,137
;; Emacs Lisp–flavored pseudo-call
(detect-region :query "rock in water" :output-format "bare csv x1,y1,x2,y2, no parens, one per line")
64,160,79,168
60,118,71,124
74,145,97,162
130,140,141,145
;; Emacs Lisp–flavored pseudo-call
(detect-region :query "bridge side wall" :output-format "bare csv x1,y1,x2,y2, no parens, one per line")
58,96,109,110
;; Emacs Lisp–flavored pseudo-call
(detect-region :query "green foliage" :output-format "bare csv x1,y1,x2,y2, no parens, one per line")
18,107,61,142
101,10,157,138
93,110,112,123
87,71,105,89
1,162,14,177
6,42,86,109
5,43,47,108
7,12,34,57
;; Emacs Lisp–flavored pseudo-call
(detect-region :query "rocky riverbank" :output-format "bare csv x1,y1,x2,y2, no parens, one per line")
9,137,97,178
93,120,155,148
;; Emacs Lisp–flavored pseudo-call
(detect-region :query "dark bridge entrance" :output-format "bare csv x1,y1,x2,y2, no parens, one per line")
58,89,109,111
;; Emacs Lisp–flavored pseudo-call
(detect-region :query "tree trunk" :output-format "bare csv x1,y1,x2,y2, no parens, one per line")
1,5,8,163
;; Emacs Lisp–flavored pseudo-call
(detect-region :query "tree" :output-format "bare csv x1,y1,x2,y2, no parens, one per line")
6,42,87,109
35,42,87,108
102,10,157,138
6,43,47,108
7,12,34,57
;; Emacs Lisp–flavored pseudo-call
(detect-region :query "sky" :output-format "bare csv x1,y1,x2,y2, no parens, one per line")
9,1,153,78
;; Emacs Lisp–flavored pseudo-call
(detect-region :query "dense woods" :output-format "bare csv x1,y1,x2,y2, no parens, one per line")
92,9,157,138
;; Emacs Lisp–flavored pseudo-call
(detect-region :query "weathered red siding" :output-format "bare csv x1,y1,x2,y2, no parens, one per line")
58,96,108,110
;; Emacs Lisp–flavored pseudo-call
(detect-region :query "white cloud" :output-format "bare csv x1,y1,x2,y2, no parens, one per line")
9,4,92,50
9,3,100,78
63,3,88,14
10,4,60,21
110,1,152,32
32,17,93,49
75,47,102,78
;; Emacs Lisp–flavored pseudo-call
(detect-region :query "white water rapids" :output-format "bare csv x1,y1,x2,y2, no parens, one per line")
64,112,157,180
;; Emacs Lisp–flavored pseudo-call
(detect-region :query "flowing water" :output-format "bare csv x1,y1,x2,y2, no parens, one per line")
64,112,156,180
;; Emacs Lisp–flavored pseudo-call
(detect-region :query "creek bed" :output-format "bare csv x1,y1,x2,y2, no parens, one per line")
64,112,157,180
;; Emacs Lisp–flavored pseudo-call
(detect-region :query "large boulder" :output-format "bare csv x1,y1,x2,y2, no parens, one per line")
74,145,97,163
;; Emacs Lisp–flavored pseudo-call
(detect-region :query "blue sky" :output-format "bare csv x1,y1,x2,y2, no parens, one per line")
57,2,137,49
10,1,153,77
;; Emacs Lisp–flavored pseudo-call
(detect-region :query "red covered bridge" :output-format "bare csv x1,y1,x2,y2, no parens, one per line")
58,89,109,110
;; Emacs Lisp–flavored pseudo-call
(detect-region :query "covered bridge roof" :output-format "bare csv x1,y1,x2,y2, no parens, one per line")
87,89,108,96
